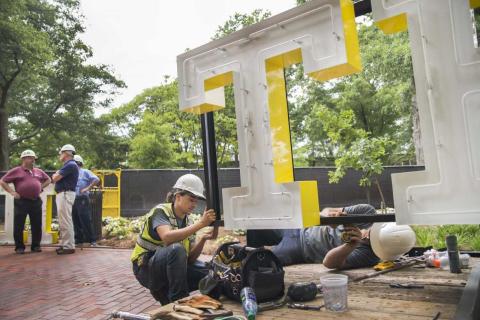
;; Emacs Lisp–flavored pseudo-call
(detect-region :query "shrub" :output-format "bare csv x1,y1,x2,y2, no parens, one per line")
103,217,132,240
412,225,480,250
215,235,239,246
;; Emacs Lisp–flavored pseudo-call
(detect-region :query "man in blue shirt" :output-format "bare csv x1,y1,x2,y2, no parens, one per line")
52,144,79,255
72,155,100,246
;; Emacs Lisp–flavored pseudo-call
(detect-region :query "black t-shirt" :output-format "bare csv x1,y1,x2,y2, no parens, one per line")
148,207,187,241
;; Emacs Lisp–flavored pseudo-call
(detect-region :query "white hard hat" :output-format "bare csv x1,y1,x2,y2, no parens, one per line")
370,222,416,261
20,149,37,159
173,174,206,200
60,144,76,154
73,155,84,164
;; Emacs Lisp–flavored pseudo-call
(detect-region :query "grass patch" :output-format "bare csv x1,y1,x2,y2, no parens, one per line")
412,225,480,250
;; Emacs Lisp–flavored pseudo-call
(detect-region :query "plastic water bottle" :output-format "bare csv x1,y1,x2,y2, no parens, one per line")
240,287,258,320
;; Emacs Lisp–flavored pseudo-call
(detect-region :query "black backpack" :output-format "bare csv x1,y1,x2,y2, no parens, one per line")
201,242,285,303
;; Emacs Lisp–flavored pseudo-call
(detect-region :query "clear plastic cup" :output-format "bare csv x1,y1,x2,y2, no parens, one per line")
320,274,348,312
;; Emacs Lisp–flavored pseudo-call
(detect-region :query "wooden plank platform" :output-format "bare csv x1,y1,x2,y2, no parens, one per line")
147,258,479,320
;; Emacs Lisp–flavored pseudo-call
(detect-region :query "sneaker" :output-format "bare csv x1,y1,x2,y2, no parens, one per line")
56,248,75,255
15,248,25,254
31,247,42,253
90,242,97,247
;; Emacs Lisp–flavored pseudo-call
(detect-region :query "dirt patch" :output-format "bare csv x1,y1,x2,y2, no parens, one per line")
98,238,136,249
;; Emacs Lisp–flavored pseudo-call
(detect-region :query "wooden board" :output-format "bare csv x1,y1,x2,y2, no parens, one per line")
146,258,479,320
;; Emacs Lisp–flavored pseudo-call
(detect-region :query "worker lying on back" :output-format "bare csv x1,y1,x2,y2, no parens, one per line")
253,204,416,269
131,174,216,305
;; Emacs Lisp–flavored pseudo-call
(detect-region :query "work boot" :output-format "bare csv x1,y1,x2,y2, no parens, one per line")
150,289,170,306
56,248,75,255
15,248,25,254
31,247,42,253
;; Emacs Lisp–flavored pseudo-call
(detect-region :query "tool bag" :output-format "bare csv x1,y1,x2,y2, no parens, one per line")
200,242,285,303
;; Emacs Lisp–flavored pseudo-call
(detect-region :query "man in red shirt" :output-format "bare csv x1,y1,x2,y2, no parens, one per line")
0,150,51,254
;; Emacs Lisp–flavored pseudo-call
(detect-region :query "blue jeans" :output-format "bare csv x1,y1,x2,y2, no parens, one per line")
271,229,306,266
133,243,208,304
72,195,95,243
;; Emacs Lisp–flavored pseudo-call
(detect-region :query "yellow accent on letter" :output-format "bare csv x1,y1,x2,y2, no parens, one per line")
376,13,408,34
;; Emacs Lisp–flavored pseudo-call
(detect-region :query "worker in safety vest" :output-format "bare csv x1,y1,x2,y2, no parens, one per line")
131,174,216,304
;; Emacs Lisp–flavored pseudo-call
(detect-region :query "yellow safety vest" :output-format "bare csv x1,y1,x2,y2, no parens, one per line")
130,203,194,263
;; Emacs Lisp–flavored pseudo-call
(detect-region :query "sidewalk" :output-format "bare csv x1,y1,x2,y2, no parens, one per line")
0,246,159,320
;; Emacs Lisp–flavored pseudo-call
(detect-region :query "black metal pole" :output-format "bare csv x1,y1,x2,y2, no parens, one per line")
200,112,221,222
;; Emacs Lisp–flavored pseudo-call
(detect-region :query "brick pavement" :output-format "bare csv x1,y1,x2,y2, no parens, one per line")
0,246,160,320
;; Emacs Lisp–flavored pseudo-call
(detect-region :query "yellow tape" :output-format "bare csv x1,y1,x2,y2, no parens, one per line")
183,104,225,115
376,13,408,34
265,51,298,184
300,181,321,227
204,71,233,91
471,0,480,9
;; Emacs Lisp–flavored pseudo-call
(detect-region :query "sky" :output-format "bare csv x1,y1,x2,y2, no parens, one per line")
79,0,296,110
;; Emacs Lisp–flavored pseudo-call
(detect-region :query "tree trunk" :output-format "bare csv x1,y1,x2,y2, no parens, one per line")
0,107,9,170
365,187,371,205
0,55,22,171
411,78,424,165
374,177,386,213
234,152,239,167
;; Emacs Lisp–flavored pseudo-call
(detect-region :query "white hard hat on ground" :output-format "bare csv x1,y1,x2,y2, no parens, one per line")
20,150,37,159
370,222,416,261
73,155,84,164
60,144,76,154
173,174,206,200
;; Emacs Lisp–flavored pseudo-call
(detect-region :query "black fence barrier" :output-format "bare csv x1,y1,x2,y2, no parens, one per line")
0,166,424,219
120,166,424,217
89,190,103,241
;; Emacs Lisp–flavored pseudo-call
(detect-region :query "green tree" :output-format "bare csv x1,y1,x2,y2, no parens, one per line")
212,9,271,40
0,0,124,170
128,112,176,169
106,9,273,169
287,18,415,168
315,105,392,204
108,80,203,169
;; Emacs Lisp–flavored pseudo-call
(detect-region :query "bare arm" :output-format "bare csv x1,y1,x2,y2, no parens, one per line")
80,179,100,194
188,228,215,264
0,180,20,198
41,177,51,190
156,209,216,247
323,227,362,269
323,243,357,269
320,207,343,216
